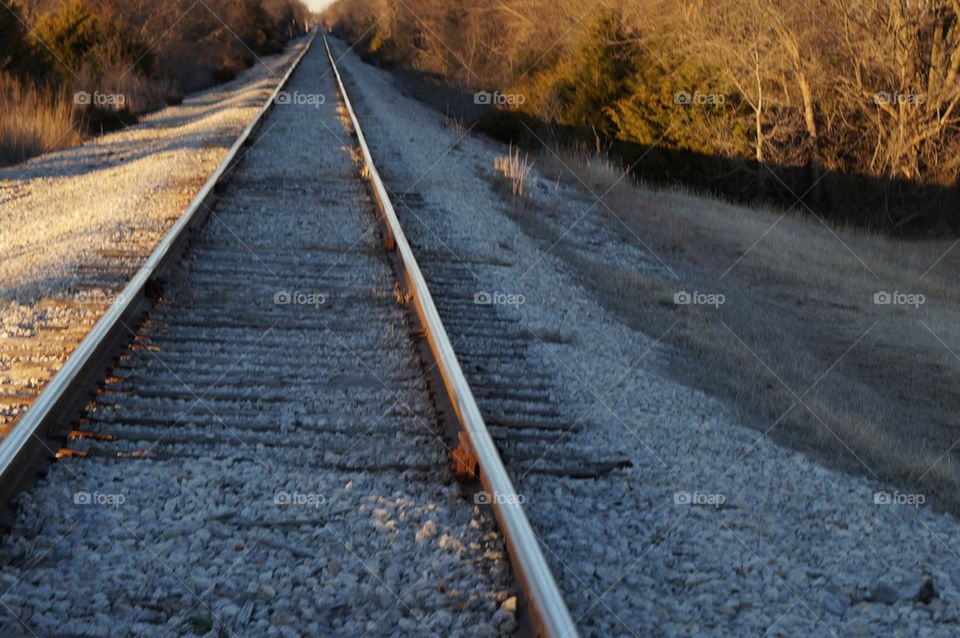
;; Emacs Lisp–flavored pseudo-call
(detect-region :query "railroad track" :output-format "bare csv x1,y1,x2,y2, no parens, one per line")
0,34,578,637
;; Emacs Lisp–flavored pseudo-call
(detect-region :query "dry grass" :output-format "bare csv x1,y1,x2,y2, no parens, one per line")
0,67,174,167
0,74,81,167
526,145,960,514
75,65,171,115
446,109,467,135
548,149,630,195
494,144,535,197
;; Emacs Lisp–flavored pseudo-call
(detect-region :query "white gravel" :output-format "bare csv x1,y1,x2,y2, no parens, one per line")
0,40,308,432
330,36,960,637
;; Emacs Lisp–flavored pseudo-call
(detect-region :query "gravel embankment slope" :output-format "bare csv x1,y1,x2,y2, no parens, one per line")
0,41,306,433
330,37,960,637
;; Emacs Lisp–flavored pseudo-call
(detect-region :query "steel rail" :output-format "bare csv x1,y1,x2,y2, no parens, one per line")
0,31,317,514
322,35,579,638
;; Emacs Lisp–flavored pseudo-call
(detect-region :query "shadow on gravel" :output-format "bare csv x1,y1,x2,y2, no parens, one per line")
361,50,960,237
500,169,960,517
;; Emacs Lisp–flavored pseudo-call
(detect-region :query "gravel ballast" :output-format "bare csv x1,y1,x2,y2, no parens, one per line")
329,37,960,637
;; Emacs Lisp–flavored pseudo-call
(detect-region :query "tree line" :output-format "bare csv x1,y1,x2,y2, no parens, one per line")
326,0,960,233
1,0,308,165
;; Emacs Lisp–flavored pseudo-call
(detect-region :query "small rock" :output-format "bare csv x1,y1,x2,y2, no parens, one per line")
237,601,254,626
218,602,240,619
467,623,497,638
259,583,277,599
914,577,937,604
379,565,399,588
787,569,807,586
491,608,517,634
819,589,847,616
845,617,873,638
685,574,709,587
868,575,936,605
91,592,109,611
718,597,740,617
416,519,438,543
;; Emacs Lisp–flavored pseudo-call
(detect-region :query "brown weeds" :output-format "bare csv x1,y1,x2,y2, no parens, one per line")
0,75,81,166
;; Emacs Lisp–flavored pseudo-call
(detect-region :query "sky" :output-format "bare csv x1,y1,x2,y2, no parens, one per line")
304,0,337,12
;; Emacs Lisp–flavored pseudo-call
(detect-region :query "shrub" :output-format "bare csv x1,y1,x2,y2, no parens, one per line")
32,0,103,76
32,0,153,78
554,9,637,137
0,1,35,75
